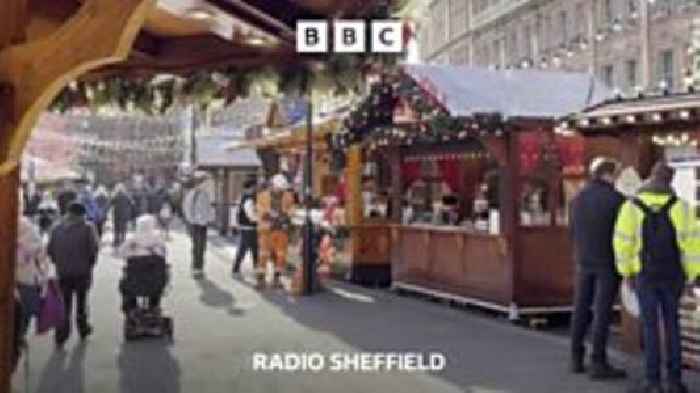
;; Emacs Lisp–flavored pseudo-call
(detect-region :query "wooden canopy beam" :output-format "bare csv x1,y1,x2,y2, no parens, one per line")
204,0,303,43
0,0,28,48
0,0,155,172
0,1,154,392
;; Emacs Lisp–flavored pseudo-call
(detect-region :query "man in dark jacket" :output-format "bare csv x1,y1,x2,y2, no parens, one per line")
56,181,77,217
233,178,258,275
569,157,626,379
111,183,134,248
48,202,100,347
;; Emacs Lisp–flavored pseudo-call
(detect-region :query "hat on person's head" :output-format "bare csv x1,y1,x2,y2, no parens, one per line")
68,202,86,216
271,173,288,190
589,157,619,179
649,161,675,186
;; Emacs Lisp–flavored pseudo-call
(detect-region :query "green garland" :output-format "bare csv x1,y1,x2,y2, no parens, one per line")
333,71,504,150
50,52,399,115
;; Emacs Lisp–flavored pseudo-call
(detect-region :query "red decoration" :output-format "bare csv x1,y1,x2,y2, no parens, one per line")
556,135,585,176
401,161,421,189
438,159,462,194
518,132,544,175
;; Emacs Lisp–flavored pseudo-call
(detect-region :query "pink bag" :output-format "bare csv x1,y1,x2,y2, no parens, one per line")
36,280,65,335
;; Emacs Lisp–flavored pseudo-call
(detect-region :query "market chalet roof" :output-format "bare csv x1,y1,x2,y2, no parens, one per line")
403,64,614,120
568,92,700,131
197,134,261,168
28,0,384,78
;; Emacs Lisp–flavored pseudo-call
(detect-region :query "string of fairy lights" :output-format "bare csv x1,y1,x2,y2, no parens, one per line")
329,72,505,152
493,0,700,73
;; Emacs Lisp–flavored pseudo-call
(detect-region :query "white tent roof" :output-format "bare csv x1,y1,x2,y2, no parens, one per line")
403,65,614,119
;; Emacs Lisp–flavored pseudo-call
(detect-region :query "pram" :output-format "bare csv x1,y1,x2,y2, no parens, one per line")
119,254,173,341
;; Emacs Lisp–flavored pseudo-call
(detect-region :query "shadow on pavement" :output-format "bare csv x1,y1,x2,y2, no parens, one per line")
117,341,181,393
195,276,246,316
35,342,87,393
253,281,637,393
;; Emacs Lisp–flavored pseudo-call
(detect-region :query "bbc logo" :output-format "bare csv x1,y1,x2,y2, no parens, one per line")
297,20,403,53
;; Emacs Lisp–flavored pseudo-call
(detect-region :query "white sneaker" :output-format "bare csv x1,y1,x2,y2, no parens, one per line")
192,269,204,278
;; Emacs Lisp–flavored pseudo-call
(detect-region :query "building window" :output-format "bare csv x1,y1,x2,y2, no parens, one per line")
492,39,502,67
659,49,675,88
544,15,552,50
524,25,533,59
602,64,615,88
628,0,637,14
603,0,614,23
560,10,569,44
575,3,586,37
626,59,637,91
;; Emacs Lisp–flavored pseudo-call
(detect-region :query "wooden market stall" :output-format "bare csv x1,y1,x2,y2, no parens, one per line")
570,92,700,369
333,65,613,317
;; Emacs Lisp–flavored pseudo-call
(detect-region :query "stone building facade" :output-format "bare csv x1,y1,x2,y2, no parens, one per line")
420,0,700,94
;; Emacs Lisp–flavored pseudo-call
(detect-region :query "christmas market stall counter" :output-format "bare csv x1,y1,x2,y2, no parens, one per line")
332,64,613,318
568,92,700,368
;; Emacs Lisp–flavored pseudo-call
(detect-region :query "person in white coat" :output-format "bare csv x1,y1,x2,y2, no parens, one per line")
118,215,167,312
15,216,49,341
183,171,212,278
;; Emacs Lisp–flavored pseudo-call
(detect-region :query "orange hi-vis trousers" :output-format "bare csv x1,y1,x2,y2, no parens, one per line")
257,230,289,274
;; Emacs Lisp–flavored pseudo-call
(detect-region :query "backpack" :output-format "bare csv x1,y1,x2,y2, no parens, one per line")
632,196,684,282
237,193,254,227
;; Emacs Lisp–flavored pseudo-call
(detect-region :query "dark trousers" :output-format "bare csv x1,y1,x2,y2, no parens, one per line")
96,222,105,239
191,225,208,270
234,229,258,272
570,269,621,364
113,220,127,247
637,282,684,384
56,275,92,344
17,284,41,337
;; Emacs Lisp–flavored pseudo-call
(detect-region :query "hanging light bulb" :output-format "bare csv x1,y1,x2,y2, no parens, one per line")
579,39,589,50
553,55,562,68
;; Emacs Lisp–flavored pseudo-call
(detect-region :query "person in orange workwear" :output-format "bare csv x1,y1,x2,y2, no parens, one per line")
256,174,295,289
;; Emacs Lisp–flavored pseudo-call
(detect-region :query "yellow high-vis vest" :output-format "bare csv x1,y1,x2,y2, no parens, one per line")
613,192,700,280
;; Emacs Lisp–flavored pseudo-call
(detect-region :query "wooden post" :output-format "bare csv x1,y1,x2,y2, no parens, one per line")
0,127,18,393
346,145,363,226
346,144,364,268
388,147,402,223
502,129,521,310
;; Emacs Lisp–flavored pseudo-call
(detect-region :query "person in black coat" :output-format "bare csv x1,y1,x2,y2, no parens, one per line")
48,202,100,347
111,183,134,248
569,157,626,379
56,181,77,217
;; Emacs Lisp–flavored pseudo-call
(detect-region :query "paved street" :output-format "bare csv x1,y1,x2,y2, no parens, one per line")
10,227,700,393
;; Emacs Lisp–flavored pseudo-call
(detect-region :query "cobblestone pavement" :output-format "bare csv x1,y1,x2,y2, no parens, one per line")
11,227,700,393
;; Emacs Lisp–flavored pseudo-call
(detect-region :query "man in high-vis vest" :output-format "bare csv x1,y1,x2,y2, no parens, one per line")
614,162,700,393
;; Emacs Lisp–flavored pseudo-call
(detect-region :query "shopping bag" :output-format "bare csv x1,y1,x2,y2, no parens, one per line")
36,280,65,335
